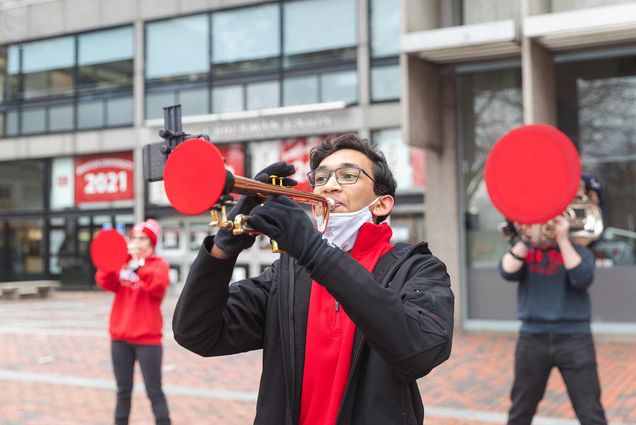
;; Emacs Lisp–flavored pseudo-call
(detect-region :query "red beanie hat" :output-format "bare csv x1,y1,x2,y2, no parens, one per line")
132,219,161,247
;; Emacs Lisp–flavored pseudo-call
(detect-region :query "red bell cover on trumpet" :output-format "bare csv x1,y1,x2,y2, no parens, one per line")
484,124,581,224
163,138,227,215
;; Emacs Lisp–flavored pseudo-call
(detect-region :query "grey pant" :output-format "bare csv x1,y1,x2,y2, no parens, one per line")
111,340,170,425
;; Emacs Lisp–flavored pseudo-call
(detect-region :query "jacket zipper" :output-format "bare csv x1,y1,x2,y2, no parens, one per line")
288,255,300,425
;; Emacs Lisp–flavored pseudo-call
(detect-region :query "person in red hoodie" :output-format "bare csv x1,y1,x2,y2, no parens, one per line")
96,219,171,425
173,134,454,425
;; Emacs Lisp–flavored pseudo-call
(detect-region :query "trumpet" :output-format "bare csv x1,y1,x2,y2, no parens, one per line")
209,173,335,237
162,138,334,249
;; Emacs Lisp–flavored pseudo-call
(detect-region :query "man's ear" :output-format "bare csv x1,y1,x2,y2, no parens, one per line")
371,195,394,220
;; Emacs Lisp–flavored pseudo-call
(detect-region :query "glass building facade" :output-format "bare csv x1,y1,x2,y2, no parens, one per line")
0,0,411,288
2,26,134,137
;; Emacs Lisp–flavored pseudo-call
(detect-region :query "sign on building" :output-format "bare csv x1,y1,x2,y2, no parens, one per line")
74,152,134,204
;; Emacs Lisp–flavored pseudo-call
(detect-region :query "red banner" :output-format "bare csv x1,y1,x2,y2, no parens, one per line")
217,144,245,177
75,152,134,204
280,136,323,192
411,147,426,188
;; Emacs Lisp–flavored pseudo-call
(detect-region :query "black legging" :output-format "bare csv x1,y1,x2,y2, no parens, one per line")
111,340,171,425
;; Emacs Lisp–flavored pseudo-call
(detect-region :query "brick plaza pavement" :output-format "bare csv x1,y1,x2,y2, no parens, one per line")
1,290,635,425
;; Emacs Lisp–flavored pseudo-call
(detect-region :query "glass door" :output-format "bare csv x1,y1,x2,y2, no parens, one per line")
1,218,45,281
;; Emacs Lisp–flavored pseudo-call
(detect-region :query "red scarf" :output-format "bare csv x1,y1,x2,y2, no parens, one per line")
300,222,394,425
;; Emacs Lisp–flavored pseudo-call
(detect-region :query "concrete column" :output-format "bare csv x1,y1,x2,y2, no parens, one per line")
357,0,371,137
400,0,442,149
401,0,463,326
424,71,462,327
133,18,145,128
402,0,439,32
133,18,146,223
521,38,557,125
522,0,551,16
521,0,556,125
401,57,441,152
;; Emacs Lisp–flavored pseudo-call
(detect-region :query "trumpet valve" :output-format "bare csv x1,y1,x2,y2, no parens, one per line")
210,207,234,231
269,175,285,187
232,214,251,236
271,239,285,254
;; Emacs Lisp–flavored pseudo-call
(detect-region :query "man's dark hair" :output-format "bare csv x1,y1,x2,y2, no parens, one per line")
309,133,397,223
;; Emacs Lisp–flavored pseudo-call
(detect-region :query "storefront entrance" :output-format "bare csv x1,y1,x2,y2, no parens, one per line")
0,218,45,282
48,211,134,288
0,210,134,287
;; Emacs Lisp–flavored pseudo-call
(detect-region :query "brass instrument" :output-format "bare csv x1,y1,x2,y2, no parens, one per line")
160,137,334,253
145,106,334,253
210,174,335,240
484,124,604,247
507,186,603,246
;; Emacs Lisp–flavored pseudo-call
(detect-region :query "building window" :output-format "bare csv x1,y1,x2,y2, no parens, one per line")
1,26,134,138
371,64,401,101
459,68,523,321
283,0,357,68
146,91,177,120
370,0,400,101
283,75,319,106
0,160,46,212
247,80,280,110
321,70,357,103
0,46,6,102
178,86,209,117
212,84,244,113
557,53,636,268
461,69,523,267
551,0,635,12
21,36,75,99
212,4,280,74
373,128,425,191
78,27,134,93
145,15,209,81
370,0,400,58
145,1,358,119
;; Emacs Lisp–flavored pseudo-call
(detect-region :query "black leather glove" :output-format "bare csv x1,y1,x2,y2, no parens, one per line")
213,162,297,257
248,195,330,267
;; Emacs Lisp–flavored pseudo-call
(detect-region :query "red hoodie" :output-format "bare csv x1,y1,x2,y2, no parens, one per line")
300,222,394,425
95,256,170,345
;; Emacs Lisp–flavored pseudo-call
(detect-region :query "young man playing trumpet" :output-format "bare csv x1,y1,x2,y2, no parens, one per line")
172,134,454,425
500,176,607,425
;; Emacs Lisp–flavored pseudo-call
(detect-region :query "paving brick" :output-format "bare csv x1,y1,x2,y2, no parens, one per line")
1,291,635,424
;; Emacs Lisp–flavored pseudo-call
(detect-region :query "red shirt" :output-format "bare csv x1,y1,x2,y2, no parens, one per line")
300,223,394,425
95,256,170,345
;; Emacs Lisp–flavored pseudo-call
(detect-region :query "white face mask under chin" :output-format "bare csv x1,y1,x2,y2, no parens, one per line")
315,197,381,252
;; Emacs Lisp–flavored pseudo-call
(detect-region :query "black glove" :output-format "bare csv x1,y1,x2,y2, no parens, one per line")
213,162,297,257
248,195,330,266
503,219,521,247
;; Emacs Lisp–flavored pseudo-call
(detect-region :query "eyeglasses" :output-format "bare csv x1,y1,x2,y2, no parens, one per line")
307,166,375,187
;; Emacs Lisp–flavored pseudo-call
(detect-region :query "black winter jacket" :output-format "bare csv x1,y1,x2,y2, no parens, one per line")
173,236,454,425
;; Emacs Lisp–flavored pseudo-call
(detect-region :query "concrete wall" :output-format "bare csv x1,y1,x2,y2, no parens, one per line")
0,0,264,43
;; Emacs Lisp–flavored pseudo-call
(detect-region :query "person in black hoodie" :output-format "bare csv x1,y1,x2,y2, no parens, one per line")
172,134,454,425
500,200,607,424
